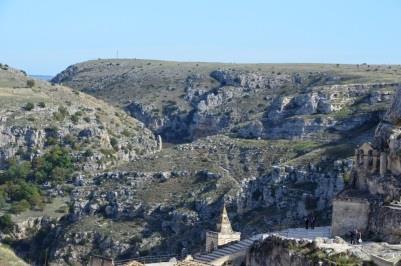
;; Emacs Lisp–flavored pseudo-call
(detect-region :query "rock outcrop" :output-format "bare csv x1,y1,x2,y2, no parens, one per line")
247,236,361,266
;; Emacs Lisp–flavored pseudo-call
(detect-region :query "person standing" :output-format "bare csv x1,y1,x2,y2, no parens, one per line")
356,229,362,244
349,230,355,244
310,215,316,230
304,216,309,229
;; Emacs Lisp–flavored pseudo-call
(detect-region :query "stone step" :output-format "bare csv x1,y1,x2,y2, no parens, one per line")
194,255,215,262
194,227,331,263
221,246,240,253
212,250,231,257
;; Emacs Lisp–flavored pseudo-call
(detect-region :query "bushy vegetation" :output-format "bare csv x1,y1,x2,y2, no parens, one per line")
0,214,14,233
53,106,69,121
110,137,119,150
23,102,35,111
0,146,74,213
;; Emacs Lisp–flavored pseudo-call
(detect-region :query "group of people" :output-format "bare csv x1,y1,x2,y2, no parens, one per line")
349,228,362,244
303,215,316,230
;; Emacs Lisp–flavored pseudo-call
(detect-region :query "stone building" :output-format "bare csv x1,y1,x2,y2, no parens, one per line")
89,255,114,266
331,138,401,242
205,204,241,252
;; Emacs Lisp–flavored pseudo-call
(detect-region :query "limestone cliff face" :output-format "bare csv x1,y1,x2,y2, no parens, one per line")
374,87,401,158
0,126,45,168
52,59,401,143
384,87,401,125
236,161,347,223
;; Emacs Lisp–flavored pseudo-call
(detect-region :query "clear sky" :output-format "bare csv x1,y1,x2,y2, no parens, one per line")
1,0,401,75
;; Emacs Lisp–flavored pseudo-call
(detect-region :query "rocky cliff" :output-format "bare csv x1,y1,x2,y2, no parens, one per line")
52,60,401,143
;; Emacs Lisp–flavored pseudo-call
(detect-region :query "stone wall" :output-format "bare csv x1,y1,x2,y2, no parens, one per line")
369,205,401,243
205,231,218,252
217,232,241,247
205,231,241,252
331,199,370,236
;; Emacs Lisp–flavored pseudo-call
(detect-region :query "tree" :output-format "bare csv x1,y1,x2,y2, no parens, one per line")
2,159,32,181
32,146,74,184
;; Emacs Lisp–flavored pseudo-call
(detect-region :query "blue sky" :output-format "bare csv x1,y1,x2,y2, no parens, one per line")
0,0,401,75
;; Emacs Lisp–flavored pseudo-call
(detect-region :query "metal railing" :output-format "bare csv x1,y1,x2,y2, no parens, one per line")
114,254,181,265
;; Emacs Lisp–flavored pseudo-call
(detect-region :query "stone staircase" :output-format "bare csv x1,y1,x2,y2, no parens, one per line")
277,226,331,240
193,235,262,263
193,226,331,264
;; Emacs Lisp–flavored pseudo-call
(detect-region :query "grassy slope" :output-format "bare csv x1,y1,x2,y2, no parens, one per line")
0,246,28,266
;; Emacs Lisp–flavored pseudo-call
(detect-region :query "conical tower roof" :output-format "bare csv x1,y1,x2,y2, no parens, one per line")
216,203,233,233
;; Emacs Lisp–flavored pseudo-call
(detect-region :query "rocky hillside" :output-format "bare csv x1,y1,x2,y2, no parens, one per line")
53,59,401,143
0,65,157,173
2,60,401,265
0,64,158,264
31,59,401,264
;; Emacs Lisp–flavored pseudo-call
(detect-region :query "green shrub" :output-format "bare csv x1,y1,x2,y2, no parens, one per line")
37,102,46,108
70,114,79,124
63,134,76,147
45,136,58,146
122,129,131,137
0,214,14,233
26,79,35,88
110,138,119,150
53,106,69,121
24,102,35,111
10,199,30,213
58,106,68,116
83,117,91,123
83,149,94,157
53,112,64,121
0,190,5,208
